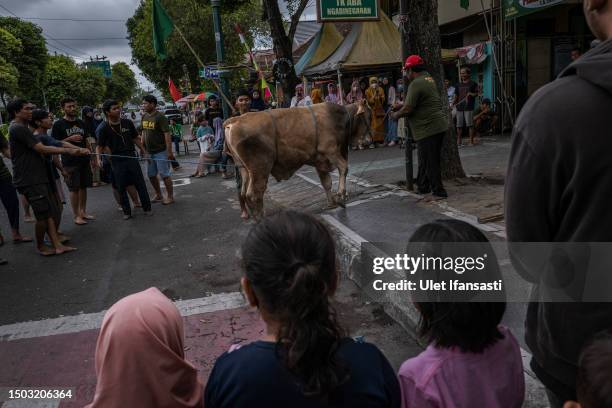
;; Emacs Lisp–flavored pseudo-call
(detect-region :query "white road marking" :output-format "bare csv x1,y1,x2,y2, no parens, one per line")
0,292,245,342
295,173,323,188
320,214,368,244
171,177,192,187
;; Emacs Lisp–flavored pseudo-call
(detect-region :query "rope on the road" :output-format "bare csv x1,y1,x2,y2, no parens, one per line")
349,145,386,196
94,153,242,169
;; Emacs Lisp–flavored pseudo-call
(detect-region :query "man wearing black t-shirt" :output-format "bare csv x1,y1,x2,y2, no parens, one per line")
204,96,223,127
96,100,151,220
7,99,89,256
51,97,96,225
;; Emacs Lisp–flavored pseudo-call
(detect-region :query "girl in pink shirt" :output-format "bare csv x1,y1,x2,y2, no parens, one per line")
398,219,525,407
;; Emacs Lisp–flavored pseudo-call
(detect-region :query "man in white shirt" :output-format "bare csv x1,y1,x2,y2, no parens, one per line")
290,84,312,107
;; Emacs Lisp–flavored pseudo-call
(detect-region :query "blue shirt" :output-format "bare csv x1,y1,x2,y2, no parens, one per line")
205,338,400,408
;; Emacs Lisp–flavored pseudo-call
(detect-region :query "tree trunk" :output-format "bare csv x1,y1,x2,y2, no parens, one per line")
0,93,6,123
262,0,299,107
403,0,465,179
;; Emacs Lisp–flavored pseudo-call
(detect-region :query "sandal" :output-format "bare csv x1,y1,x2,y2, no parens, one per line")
13,237,33,244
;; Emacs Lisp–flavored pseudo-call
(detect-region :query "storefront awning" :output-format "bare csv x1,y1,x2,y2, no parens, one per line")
302,11,401,76
295,24,343,76
442,42,489,65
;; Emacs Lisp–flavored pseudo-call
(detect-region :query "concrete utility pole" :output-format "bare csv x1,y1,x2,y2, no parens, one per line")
211,0,231,119
399,0,414,191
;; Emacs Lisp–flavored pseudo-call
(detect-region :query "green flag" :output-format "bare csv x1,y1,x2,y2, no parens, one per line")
460,0,469,10
152,0,174,59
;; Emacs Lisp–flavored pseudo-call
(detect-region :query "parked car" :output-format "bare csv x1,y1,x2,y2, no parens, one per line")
163,108,183,124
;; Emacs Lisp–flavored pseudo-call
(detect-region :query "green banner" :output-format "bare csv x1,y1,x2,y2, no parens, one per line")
504,0,565,20
317,0,379,22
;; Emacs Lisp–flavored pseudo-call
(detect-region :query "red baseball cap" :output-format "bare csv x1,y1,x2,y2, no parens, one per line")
404,55,425,69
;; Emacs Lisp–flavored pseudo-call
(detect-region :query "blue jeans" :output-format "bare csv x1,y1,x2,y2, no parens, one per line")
385,118,399,143
147,151,171,178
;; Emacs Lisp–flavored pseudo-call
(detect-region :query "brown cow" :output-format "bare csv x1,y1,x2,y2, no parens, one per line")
224,101,372,219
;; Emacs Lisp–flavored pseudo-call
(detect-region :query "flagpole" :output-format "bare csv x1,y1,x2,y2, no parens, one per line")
173,26,236,113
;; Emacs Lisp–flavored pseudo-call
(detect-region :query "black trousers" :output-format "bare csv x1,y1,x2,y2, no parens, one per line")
112,159,151,215
0,177,19,231
416,132,447,197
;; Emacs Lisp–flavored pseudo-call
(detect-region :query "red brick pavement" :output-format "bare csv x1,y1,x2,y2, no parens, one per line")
0,306,264,407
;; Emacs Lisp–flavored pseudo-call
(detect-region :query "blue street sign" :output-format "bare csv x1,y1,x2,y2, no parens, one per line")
199,66,219,79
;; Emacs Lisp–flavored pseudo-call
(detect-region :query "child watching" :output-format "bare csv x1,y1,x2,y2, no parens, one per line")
398,219,524,407
190,117,214,178
169,118,182,156
205,210,401,408
564,331,612,408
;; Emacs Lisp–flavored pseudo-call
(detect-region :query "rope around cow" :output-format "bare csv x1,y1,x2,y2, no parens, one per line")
93,152,242,169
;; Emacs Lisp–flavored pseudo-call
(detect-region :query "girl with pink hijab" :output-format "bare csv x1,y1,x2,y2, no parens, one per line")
86,287,203,408
344,80,363,104
325,83,341,104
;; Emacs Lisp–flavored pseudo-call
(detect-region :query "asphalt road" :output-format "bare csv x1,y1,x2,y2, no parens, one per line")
0,153,421,376
0,162,247,324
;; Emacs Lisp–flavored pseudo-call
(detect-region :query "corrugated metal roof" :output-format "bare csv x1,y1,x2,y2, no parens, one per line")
293,21,321,48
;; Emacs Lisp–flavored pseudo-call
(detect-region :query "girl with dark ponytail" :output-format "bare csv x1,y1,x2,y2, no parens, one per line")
205,210,400,408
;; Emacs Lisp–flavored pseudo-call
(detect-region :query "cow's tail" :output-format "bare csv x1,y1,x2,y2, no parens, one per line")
223,122,243,167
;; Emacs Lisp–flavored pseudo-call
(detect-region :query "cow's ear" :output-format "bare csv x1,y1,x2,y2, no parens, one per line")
356,99,366,116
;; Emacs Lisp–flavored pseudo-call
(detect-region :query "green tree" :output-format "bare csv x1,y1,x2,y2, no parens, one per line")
105,62,137,103
77,67,107,108
261,0,309,105
43,55,106,113
0,27,22,107
126,0,268,100
0,17,48,105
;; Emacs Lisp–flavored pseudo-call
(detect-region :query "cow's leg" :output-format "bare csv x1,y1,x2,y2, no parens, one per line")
239,167,250,220
246,173,268,220
336,156,349,202
316,169,339,209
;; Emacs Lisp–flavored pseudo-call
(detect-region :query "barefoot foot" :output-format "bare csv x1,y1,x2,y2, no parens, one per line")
55,245,77,255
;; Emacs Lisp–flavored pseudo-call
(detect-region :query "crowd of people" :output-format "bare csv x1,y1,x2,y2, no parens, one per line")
1,2,610,405
0,93,185,258
290,77,404,148
84,3,612,406
0,85,264,261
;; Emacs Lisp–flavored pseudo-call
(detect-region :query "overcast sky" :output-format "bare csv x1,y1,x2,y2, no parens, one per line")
0,0,316,92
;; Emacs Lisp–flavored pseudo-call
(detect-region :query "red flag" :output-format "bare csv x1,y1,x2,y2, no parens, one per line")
168,78,181,102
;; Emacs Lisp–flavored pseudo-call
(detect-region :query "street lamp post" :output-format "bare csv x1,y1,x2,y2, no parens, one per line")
211,0,231,119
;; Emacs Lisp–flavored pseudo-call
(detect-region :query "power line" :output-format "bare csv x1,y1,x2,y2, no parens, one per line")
45,43,87,60
0,3,90,57
20,17,125,22
47,37,128,41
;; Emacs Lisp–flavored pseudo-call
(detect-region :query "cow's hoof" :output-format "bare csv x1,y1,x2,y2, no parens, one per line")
334,194,347,208
241,212,250,220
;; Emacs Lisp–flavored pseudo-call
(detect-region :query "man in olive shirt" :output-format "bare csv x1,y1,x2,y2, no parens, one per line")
140,95,175,205
391,55,448,200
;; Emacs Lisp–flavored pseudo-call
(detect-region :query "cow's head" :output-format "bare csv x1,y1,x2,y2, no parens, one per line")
350,99,372,146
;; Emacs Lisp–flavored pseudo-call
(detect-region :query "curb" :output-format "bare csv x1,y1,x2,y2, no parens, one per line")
320,214,550,408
